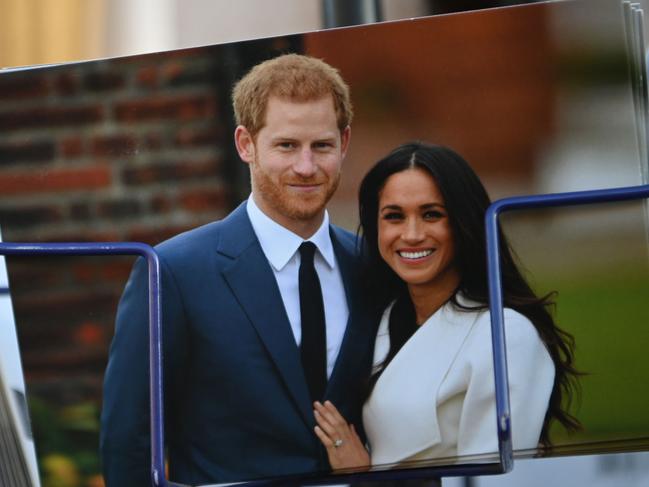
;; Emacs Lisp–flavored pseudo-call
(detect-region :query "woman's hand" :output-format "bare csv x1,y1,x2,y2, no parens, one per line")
313,400,370,472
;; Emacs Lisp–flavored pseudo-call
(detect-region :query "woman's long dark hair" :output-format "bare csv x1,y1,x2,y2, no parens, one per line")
358,142,580,447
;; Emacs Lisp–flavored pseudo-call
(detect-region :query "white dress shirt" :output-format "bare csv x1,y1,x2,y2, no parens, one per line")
246,195,349,378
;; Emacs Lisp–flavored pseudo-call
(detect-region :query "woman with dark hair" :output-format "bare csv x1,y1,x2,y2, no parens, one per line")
314,142,579,469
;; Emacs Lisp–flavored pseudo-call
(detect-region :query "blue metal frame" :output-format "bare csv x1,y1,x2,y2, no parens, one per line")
485,183,649,475
0,238,511,485
4,184,647,486
0,242,168,487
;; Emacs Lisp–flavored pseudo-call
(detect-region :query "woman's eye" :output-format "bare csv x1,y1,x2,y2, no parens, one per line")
423,210,444,219
382,212,403,221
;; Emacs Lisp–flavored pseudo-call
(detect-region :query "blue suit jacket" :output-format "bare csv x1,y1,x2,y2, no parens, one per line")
100,203,377,486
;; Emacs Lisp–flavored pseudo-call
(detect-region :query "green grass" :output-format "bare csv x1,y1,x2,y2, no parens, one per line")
532,264,649,445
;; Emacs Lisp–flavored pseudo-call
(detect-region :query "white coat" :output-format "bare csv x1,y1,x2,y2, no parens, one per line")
362,295,554,467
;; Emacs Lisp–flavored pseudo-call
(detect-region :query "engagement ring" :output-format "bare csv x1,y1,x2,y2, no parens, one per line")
334,439,344,448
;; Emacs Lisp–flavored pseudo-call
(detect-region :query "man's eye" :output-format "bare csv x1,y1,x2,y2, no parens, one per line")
278,142,295,149
314,142,334,150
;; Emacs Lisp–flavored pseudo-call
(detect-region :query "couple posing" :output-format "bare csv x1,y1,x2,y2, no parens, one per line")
100,54,579,486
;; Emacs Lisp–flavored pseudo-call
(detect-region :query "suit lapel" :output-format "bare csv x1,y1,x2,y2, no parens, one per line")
218,204,313,428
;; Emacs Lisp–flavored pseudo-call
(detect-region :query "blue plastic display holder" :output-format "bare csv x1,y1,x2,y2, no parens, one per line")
5,183,648,487
0,239,509,486
484,183,649,475
0,242,173,487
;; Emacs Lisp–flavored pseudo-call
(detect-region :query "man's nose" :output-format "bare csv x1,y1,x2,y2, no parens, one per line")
293,149,317,177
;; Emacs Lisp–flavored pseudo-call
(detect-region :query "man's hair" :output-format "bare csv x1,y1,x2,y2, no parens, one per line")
232,53,353,137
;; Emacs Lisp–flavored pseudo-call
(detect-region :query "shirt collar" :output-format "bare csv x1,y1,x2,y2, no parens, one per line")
246,194,336,271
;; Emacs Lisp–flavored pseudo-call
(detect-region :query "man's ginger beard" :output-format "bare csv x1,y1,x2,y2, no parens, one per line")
250,155,341,221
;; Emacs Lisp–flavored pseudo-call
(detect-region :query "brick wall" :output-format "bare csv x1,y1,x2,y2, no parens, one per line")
0,50,231,245
0,46,243,411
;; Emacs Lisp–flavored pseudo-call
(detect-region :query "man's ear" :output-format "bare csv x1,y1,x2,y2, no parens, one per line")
340,125,351,159
234,125,255,164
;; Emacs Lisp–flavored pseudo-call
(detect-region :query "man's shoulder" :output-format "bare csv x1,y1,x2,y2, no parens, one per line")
156,220,222,255
154,203,251,260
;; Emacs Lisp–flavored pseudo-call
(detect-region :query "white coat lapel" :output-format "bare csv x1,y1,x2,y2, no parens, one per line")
364,299,481,465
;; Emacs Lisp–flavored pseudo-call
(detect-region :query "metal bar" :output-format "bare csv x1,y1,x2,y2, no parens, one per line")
9,182,648,486
632,5,649,182
322,0,382,28
484,183,649,474
0,242,165,487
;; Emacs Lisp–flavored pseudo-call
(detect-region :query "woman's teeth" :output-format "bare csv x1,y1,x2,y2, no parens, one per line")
398,250,433,259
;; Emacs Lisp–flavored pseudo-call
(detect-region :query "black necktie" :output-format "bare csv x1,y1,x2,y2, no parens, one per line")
298,241,327,402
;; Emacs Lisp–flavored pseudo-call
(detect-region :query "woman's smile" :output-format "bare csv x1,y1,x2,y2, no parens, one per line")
396,248,434,262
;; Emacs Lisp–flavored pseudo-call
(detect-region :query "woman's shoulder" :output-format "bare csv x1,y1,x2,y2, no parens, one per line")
469,306,547,353
470,305,535,332
502,307,543,343
463,306,553,382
